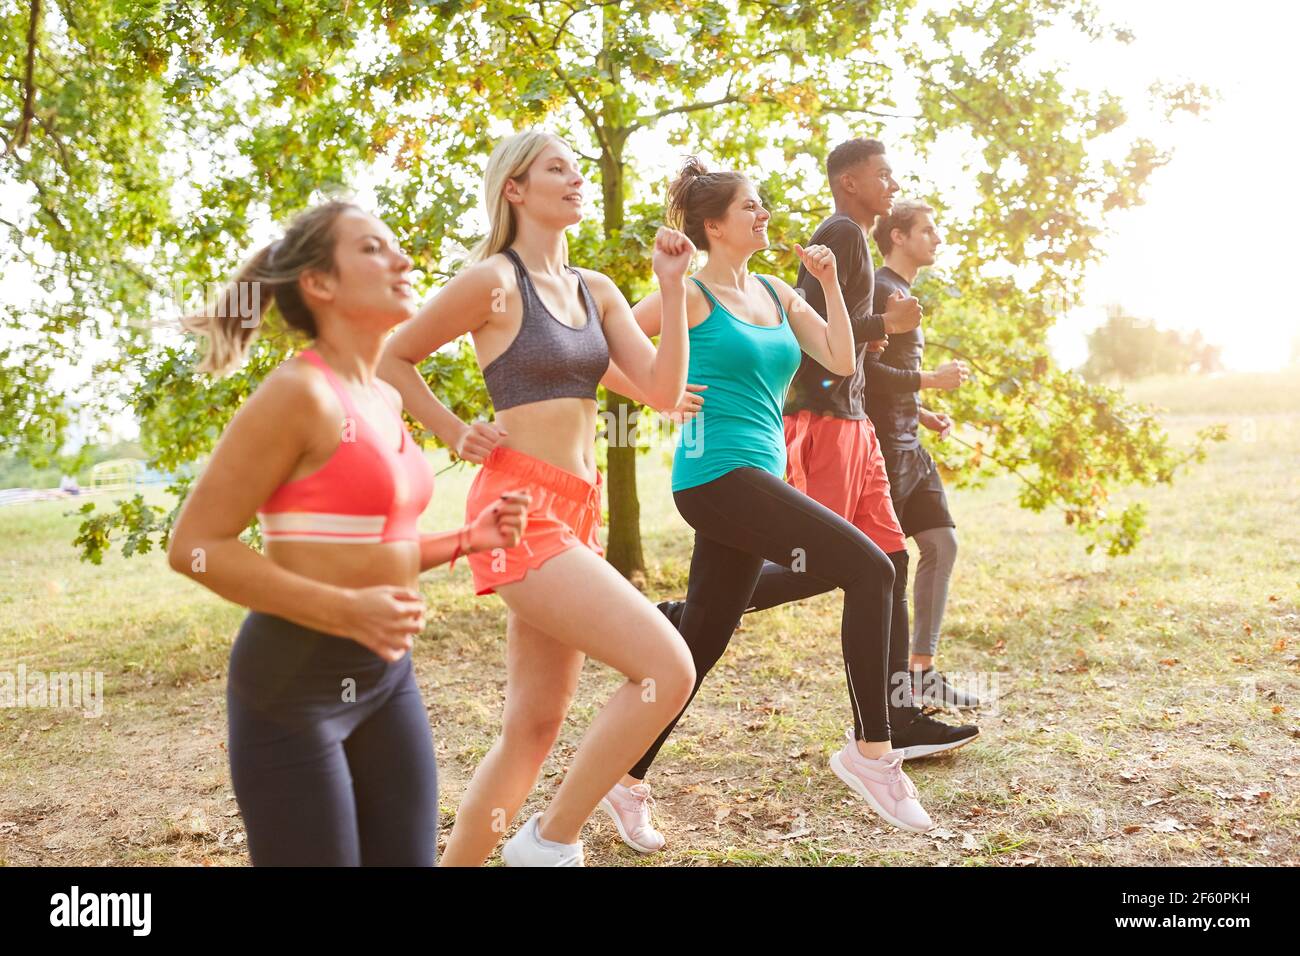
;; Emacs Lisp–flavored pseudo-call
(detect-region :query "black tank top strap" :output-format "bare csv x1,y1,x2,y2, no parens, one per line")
501,246,527,273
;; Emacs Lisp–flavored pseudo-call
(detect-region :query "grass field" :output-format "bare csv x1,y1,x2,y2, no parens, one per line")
2,369,1297,866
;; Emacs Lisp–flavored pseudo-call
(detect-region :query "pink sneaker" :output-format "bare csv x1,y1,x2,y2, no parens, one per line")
599,782,665,853
829,731,934,833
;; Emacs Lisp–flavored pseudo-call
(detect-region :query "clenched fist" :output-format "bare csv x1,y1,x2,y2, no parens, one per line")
794,243,838,285
883,289,921,334
653,227,696,285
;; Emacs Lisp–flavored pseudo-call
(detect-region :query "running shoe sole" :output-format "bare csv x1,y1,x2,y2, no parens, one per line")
897,728,979,761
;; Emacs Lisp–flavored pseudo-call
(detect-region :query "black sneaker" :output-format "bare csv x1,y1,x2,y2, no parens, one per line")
891,709,979,760
912,666,982,709
656,599,685,631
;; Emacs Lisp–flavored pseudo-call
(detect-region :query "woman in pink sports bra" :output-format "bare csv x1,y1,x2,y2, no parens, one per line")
168,200,529,866
379,129,699,866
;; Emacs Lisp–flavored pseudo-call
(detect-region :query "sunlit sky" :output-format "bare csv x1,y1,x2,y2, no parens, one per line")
2,0,1295,438
1043,0,1299,370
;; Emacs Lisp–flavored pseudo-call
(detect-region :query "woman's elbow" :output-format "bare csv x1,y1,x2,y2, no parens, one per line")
834,356,856,376
167,539,190,575
377,346,414,382
646,380,684,412
167,533,201,576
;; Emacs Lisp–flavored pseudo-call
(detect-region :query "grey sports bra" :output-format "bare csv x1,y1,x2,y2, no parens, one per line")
481,247,611,411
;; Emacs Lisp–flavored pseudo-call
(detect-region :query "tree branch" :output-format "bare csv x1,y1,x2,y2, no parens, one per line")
814,103,921,120
513,17,608,153
630,92,742,130
630,74,916,134
945,431,1066,514
26,173,68,235
547,0,590,51
6,0,41,155
572,146,601,163
34,113,74,172
926,340,1001,380
115,257,159,294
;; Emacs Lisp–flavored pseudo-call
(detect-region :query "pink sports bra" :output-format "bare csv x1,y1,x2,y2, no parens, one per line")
257,349,434,544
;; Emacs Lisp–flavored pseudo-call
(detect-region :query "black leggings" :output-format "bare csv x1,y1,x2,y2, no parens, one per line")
227,612,439,866
745,549,914,720
629,467,896,780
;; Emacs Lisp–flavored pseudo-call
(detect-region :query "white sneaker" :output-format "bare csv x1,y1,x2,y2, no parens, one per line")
501,812,585,867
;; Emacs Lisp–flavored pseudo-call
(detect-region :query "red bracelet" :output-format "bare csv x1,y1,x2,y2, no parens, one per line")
449,526,472,570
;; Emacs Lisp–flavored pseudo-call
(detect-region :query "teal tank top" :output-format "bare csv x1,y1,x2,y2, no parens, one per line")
671,274,803,492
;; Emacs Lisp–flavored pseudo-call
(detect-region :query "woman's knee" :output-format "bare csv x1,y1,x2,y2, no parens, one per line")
666,649,696,708
831,539,895,605
637,629,696,710
857,542,896,587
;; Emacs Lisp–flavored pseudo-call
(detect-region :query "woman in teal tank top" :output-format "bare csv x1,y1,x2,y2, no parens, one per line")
597,157,939,845
671,271,803,490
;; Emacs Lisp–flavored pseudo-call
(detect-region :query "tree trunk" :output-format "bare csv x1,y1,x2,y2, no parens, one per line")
598,141,647,584
603,388,645,583
596,4,646,583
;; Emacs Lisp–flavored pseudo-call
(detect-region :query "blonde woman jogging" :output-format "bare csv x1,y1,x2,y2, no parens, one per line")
379,129,697,866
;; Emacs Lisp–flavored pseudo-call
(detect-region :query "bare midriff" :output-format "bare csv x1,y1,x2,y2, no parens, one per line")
495,396,600,485
264,539,421,594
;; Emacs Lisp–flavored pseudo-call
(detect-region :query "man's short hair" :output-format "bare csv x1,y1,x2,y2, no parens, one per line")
872,199,935,256
826,138,886,188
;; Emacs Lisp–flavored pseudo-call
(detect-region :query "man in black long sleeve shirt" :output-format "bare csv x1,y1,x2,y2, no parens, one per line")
783,211,904,418
869,200,976,708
